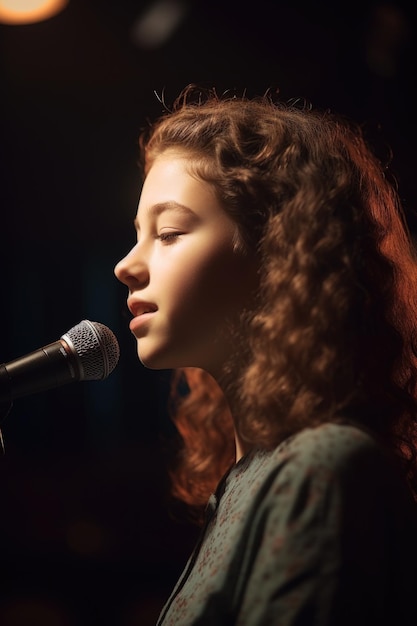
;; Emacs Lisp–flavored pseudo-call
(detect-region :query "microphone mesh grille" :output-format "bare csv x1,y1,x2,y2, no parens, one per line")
63,320,120,380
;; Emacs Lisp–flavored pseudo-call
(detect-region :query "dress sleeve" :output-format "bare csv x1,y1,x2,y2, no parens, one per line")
235,426,417,626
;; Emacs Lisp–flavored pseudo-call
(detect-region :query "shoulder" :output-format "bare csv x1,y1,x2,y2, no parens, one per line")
284,421,381,456
259,422,416,525
273,421,392,478
235,423,417,626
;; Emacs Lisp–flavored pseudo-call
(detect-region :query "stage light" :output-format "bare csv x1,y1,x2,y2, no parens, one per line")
131,0,187,50
0,0,69,25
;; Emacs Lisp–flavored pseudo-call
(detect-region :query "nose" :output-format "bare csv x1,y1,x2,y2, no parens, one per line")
114,243,150,290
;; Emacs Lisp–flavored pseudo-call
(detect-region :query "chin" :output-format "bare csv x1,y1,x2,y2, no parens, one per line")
137,349,203,372
136,337,211,371
137,346,178,370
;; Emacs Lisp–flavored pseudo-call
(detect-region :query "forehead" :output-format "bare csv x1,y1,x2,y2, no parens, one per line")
137,152,220,218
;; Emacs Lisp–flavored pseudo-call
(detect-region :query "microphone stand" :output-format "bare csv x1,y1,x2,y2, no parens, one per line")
0,363,13,454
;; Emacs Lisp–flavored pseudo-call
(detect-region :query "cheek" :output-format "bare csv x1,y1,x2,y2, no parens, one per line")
163,246,253,326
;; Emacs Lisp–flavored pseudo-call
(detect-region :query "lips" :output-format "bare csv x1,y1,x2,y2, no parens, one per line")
128,300,158,335
127,299,158,318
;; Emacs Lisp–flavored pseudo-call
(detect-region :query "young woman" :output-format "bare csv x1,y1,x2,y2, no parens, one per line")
115,86,417,625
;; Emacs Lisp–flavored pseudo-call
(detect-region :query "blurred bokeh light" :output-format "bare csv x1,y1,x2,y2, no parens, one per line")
0,0,69,25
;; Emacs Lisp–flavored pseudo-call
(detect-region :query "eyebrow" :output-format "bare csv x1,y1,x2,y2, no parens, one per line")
133,201,196,231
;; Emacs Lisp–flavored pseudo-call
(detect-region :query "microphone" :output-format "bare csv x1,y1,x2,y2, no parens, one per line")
0,320,120,403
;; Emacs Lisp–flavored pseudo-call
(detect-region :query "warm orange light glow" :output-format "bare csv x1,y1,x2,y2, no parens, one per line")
0,0,69,25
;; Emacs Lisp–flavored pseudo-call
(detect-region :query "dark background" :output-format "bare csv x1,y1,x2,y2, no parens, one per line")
0,1,416,624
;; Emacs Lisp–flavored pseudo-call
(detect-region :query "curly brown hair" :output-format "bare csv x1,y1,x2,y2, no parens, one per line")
139,86,417,519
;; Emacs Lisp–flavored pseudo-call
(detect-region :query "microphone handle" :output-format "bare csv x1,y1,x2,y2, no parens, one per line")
0,340,81,403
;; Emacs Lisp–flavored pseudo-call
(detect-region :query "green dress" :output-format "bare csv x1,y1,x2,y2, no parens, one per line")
157,422,417,625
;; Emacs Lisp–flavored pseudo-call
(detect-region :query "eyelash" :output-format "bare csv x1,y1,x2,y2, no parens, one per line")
158,232,182,243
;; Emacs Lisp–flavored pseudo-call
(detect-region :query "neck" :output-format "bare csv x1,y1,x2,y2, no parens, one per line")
213,367,252,464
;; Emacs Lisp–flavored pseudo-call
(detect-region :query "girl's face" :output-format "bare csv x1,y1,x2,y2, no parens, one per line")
114,151,258,377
